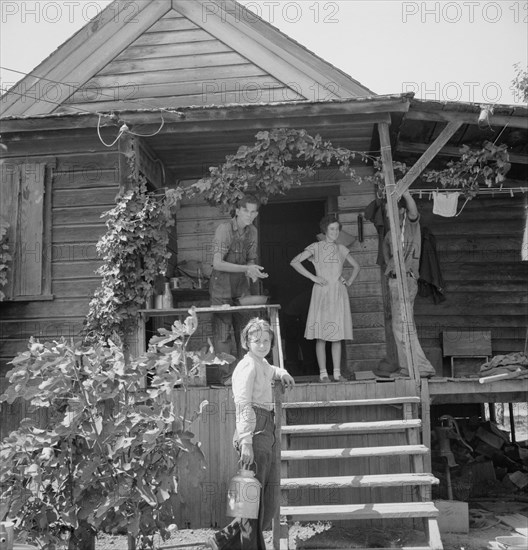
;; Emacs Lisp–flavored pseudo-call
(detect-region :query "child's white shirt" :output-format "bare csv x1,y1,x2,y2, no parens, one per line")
232,353,288,445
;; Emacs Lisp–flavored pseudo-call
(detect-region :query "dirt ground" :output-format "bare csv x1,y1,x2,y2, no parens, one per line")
96,502,527,550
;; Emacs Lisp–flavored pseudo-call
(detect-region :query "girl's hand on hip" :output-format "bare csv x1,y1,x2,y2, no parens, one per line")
313,276,328,286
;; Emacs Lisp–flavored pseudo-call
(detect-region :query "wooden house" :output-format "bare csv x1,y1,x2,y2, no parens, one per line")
1,1,527,547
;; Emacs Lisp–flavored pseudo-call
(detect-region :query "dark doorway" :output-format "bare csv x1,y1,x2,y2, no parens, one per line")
259,200,326,376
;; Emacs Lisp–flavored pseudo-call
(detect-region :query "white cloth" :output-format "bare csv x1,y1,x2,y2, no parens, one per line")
232,353,288,445
433,192,460,217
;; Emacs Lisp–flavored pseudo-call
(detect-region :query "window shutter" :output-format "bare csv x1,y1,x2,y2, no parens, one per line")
16,163,46,296
0,162,48,299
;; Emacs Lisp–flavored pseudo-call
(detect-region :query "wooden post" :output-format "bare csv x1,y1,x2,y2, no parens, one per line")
118,132,138,194
377,122,419,384
273,383,285,550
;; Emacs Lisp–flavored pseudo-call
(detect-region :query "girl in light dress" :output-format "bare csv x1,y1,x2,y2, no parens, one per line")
290,214,360,381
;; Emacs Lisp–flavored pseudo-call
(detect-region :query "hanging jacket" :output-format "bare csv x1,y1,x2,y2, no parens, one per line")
364,198,390,267
418,226,446,304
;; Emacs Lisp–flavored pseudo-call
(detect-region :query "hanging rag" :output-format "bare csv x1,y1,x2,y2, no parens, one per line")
364,198,391,266
418,227,446,304
433,191,460,217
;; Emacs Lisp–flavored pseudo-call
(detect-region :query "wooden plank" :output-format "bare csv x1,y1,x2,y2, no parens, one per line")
0,298,90,319
55,153,119,177
281,501,438,520
16,163,46,296
283,397,420,408
0,163,21,299
0,318,85,340
53,207,111,226
67,75,289,105
133,28,214,47
426,517,445,549
114,40,232,62
52,261,102,280
98,51,249,75
281,473,438,488
428,379,528,404
62,87,304,112
89,64,268,89
497,513,528,536
53,188,117,208
53,225,106,244
396,121,463,197
1,136,117,159
146,14,197,32
42,164,53,297
282,419,421,435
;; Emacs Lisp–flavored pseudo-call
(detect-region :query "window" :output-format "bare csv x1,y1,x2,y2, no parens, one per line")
0,161,52,300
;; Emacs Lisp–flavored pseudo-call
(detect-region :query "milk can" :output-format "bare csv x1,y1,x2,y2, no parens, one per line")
0,521,14,550
226,468,261,519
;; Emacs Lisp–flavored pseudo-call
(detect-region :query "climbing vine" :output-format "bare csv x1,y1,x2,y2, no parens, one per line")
84,177,181,343
422,141,511,198
191,128,379,209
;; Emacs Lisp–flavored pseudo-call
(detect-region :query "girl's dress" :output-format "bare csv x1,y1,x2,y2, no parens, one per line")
304,241,353,341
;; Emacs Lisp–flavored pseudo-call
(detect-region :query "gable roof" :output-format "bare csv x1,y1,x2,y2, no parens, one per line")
1,0,374,118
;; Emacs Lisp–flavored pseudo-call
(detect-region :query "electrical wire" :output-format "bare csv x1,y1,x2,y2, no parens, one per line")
97,113,125,147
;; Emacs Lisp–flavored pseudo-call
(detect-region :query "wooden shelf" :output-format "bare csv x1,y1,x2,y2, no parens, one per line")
139,303,280,317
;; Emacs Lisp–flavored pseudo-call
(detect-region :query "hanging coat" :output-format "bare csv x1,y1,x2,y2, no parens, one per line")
418,226,446,304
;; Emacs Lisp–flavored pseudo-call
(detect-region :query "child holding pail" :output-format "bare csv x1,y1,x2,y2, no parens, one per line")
206,318,295,550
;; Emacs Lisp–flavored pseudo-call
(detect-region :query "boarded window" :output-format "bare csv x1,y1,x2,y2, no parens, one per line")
0,162,51,300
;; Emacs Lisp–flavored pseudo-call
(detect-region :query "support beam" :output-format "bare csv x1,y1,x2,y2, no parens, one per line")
378,122,420,384
395,121,462,199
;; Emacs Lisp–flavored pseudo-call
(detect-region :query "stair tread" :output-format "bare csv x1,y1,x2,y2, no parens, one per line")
282,419,421,434
281,473,439,488
282,444,429,460
281,501,439,520
282,397,420,409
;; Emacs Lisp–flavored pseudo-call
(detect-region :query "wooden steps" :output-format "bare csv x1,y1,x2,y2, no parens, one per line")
282,444,429,460
281,472,439,489
281,501,439,521
275,393,443,550
282,396,421,408
282,418,422,434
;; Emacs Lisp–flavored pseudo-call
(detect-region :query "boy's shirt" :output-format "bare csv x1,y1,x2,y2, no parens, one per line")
232,353,288,445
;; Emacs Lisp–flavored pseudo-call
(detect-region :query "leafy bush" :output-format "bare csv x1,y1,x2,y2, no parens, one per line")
0,309,232,549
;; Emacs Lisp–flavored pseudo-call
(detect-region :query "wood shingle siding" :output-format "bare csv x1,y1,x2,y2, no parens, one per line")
415,194,528,373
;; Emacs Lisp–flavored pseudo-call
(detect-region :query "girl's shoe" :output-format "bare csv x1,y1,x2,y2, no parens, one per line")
319,373,329,382
333,374,342,382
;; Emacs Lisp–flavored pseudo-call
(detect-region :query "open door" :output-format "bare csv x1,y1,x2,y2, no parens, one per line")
259,200,326,376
